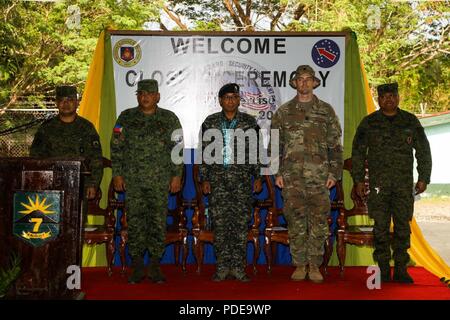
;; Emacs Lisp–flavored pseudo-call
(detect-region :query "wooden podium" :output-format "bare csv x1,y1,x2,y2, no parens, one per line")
0,158,86,299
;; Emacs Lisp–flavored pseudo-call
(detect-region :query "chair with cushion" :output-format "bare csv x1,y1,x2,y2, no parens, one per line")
113,168,189,272
191,164,264,274
263,176,343,274
336,158,388,274
83,158,116,276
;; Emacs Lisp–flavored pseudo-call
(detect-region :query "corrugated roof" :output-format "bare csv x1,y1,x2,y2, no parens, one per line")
418,111,450,128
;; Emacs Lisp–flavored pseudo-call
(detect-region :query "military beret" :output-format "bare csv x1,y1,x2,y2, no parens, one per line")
377,82,398,96
56,85,77,99
218,83,240,98
136,79,158,93
289,65,321,89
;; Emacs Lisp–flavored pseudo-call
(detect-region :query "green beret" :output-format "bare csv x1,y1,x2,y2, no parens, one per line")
56,85,77,99
136,79,158,93
377,82,398,96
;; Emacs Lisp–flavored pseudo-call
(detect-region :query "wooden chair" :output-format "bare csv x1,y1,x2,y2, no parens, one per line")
263,176,343,274
83,158,116,276
191,164,263,274
336,158,385,274
112,168,189,273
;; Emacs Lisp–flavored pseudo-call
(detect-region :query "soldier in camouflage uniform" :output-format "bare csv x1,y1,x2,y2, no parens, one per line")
352,83,431,283
30,85,103,199
111,79,183,284
270,65,343,283
200,83,262,282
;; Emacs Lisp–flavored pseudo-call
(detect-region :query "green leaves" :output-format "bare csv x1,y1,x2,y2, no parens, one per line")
0,252,21,298
1,0,161,106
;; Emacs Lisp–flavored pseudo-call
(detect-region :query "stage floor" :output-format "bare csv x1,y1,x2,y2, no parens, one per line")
81,265,450,300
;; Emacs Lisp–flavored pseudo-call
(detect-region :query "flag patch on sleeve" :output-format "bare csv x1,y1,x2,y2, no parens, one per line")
113,125,123,134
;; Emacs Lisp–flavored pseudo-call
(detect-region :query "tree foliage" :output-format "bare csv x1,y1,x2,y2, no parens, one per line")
0,0,448,113
163,0,449,113
0,0,160,107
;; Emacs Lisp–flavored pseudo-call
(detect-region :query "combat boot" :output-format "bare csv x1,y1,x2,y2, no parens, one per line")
212,268,229,282
148,262,166,283
229,268,250,282
291,265,307,281
378,261,391,283
308,264,324,283
393,264,414,284
128,256,145,284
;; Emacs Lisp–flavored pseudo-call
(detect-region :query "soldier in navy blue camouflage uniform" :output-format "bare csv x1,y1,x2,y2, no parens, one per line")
352,83,432,283
200,83,262,282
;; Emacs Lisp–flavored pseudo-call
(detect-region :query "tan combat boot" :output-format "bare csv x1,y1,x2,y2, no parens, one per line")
291,265,308,281
308,264,324,283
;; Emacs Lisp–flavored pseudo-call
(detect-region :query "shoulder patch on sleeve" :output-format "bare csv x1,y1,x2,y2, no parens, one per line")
113,125,123,134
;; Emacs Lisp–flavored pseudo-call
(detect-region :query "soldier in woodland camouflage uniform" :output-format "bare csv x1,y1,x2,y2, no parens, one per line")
111,79,183,284
30,85,103,200
270,65,343,283
200,83,262,282
352,83,431,284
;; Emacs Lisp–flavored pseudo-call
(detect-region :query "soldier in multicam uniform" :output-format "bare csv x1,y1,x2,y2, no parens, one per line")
200,83,262,282
270,65,343,283
30,85,103,200
352,83,432,284
111,79,183,284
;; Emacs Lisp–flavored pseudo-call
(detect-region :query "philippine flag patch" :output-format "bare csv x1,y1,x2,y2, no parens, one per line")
113,125,123,134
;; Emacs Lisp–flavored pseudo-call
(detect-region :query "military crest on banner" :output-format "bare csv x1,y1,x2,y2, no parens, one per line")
13,191,63,247
113,38,142,67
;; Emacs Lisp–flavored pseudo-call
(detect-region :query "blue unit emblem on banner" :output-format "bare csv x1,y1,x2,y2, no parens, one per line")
13,191,63,247
120,46,135,62
311,39,341,68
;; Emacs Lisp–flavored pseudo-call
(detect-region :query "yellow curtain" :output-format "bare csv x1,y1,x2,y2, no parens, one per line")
79,31,108,267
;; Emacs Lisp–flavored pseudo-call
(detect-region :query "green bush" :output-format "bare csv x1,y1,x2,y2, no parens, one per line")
0,253,21,298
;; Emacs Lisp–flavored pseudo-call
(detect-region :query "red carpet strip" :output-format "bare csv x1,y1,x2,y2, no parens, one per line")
81,265,450,300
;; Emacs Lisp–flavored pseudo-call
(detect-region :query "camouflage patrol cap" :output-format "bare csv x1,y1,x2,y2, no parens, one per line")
218,83,240,98
136,79,158,93
289,65,321,89
56,85,78,99
377,82,398,96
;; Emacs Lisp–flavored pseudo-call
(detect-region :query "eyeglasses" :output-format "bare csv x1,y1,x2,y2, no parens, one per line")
221,95,240,101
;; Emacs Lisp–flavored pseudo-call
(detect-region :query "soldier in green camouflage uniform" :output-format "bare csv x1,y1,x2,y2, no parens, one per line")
111,79,183,284
352,83,432,283
200,83,262,282
30,85,103,199
270,65,343,283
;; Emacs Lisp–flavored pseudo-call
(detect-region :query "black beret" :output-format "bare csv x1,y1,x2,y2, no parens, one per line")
218,83,240,98
377,82,398,96
56,85,77,99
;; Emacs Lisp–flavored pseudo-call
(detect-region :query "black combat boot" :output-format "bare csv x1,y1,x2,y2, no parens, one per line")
378,261,391,283
148,262,166,283
393,264,414,284
212,267,229,282
128,256,145,284
229,268,250,282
